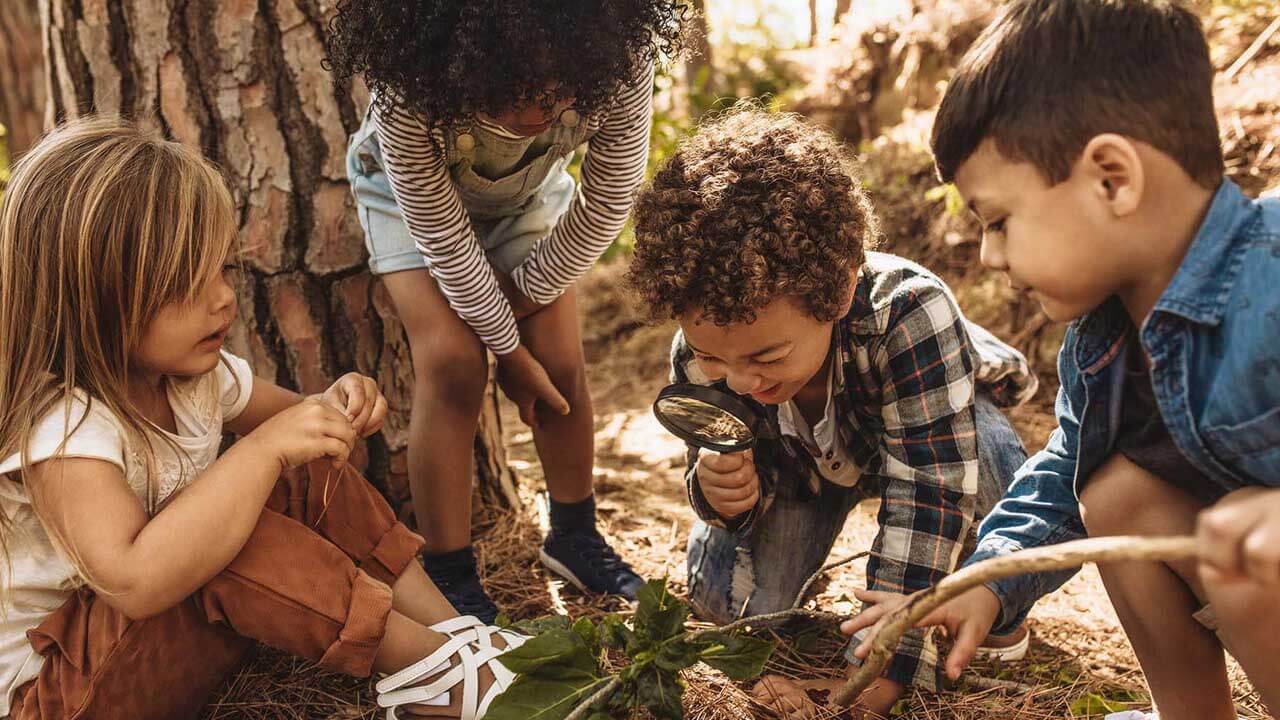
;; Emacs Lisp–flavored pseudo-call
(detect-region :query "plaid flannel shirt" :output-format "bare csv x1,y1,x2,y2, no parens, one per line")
672,252,1037,691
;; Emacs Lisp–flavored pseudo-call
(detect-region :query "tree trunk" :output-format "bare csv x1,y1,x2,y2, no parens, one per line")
809,0,820,45
834,0,853,26
39,0,519,523
684,0,713,106
0,0,46,157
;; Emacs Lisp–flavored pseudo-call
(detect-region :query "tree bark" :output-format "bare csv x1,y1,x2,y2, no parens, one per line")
0,0,47,156
834,0,853,26
39,0,518,523
809,0,820,46
684,0,713,105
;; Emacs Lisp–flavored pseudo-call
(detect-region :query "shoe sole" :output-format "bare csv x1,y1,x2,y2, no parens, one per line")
539,548,595,594
973,629,1030,662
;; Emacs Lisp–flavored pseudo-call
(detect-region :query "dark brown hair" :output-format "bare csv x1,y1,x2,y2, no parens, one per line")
325,0,686,132
627,105,877,325
931,0,1223,188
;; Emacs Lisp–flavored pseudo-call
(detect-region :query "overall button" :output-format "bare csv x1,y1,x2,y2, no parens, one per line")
456,133,476,152
560,109,580,128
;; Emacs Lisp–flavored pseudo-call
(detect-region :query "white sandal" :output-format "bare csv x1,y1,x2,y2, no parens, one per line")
376,616,528,720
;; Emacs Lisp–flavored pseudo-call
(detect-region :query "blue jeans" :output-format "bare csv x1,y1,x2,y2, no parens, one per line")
686,394,1028,625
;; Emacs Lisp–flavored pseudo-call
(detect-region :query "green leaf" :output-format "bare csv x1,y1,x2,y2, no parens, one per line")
497,629,597,679
573,616,600,655
654,637,702,673
634,579,689,643
484,675,612,720
1068,692,1131,716
645,604,690,643
634,579,670,627
693,631,775,681
513,614,573,636
635,667,685,720
600,614,641,653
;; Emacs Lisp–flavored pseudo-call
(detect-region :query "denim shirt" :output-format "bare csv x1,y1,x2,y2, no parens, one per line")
969,179,1280,633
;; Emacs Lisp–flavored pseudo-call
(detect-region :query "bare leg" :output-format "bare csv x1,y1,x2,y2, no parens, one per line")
518,286,594,504
392,560,459,628
381,269,489,554
1078,454,1235,720
1205,571,1280,714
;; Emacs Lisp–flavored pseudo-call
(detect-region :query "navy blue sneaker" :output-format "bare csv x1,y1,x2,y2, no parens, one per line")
422,561,499,624
540,528,645,600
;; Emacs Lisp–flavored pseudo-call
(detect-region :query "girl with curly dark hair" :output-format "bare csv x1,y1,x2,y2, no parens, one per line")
325,0,683,680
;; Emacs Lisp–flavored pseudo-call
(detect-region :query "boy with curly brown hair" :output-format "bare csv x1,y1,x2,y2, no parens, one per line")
626,106,1039,715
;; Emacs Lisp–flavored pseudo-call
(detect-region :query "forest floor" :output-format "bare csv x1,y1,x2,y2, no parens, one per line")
204,5,1279,717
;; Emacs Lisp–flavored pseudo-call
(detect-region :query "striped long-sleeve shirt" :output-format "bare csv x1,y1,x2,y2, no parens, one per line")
371,63,655,355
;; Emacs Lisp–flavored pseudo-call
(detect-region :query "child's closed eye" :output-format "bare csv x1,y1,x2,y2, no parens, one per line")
983,218,1007,235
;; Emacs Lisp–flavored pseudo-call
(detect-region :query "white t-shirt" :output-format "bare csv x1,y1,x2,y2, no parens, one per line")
0,351,254,716
777,356,864,489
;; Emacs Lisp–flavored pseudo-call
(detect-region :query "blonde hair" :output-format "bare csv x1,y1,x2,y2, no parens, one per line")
0,116,238,583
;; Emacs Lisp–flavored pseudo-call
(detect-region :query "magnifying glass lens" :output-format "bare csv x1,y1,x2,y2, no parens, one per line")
655,395,753,444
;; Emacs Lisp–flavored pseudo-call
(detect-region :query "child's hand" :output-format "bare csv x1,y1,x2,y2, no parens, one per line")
247,397,357,471
1198,486,1280,584
496,344,570,427
320,372,388,437
844,586,1001,681
695,448,759,519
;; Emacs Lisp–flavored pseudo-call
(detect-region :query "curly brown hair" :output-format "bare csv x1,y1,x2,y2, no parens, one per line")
627,106,878,326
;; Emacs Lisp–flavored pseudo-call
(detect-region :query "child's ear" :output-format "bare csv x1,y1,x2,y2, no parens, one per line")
1078,133,1144,217
839,266,859,316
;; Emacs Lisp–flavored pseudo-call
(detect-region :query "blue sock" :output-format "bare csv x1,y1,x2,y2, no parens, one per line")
549,495,597,534
422,545,477,583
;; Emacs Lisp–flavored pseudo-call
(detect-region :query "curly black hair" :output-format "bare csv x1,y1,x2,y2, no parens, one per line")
325,0,687,129
627,105,878,326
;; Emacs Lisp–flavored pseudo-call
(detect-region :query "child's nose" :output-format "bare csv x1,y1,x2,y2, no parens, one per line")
979,234,1008,271
725,367,763,395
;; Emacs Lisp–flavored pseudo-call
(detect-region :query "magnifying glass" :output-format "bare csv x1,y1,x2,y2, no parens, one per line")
652,382,768,453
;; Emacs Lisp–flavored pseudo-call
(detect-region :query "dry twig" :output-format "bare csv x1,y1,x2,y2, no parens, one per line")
832,535,1198,706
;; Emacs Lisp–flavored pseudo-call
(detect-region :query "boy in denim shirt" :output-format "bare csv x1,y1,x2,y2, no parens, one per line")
846,2,1280,718
626,107,1039,716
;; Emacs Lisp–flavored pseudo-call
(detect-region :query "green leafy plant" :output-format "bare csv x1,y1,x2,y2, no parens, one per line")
486,579,775,720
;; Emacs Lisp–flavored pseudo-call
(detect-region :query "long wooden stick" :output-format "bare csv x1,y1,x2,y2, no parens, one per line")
832,535,1198,706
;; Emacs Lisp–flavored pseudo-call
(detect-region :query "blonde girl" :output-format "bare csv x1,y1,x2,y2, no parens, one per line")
0,117,526,720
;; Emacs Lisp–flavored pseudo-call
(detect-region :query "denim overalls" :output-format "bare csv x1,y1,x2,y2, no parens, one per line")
346,106,594,275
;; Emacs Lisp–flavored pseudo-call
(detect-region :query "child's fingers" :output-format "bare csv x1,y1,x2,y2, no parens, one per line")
699,449,746,473
944,620,984,680
841,607,889,637
1197,506,1251,576
1242,525,1280,585
364,394,388,437
518,399,539,429
851,588,898,605
342,378,366,420
348,381,378,434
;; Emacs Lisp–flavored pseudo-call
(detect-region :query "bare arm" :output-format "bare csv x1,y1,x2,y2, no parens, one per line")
224,379,301,436
27,400,355,620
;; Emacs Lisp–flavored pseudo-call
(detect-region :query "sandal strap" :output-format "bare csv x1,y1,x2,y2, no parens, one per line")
376,622,528,720
431,615,488,636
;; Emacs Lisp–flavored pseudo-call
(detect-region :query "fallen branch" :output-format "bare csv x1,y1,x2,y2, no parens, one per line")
1225,15,1280,81
832,535,1198,706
